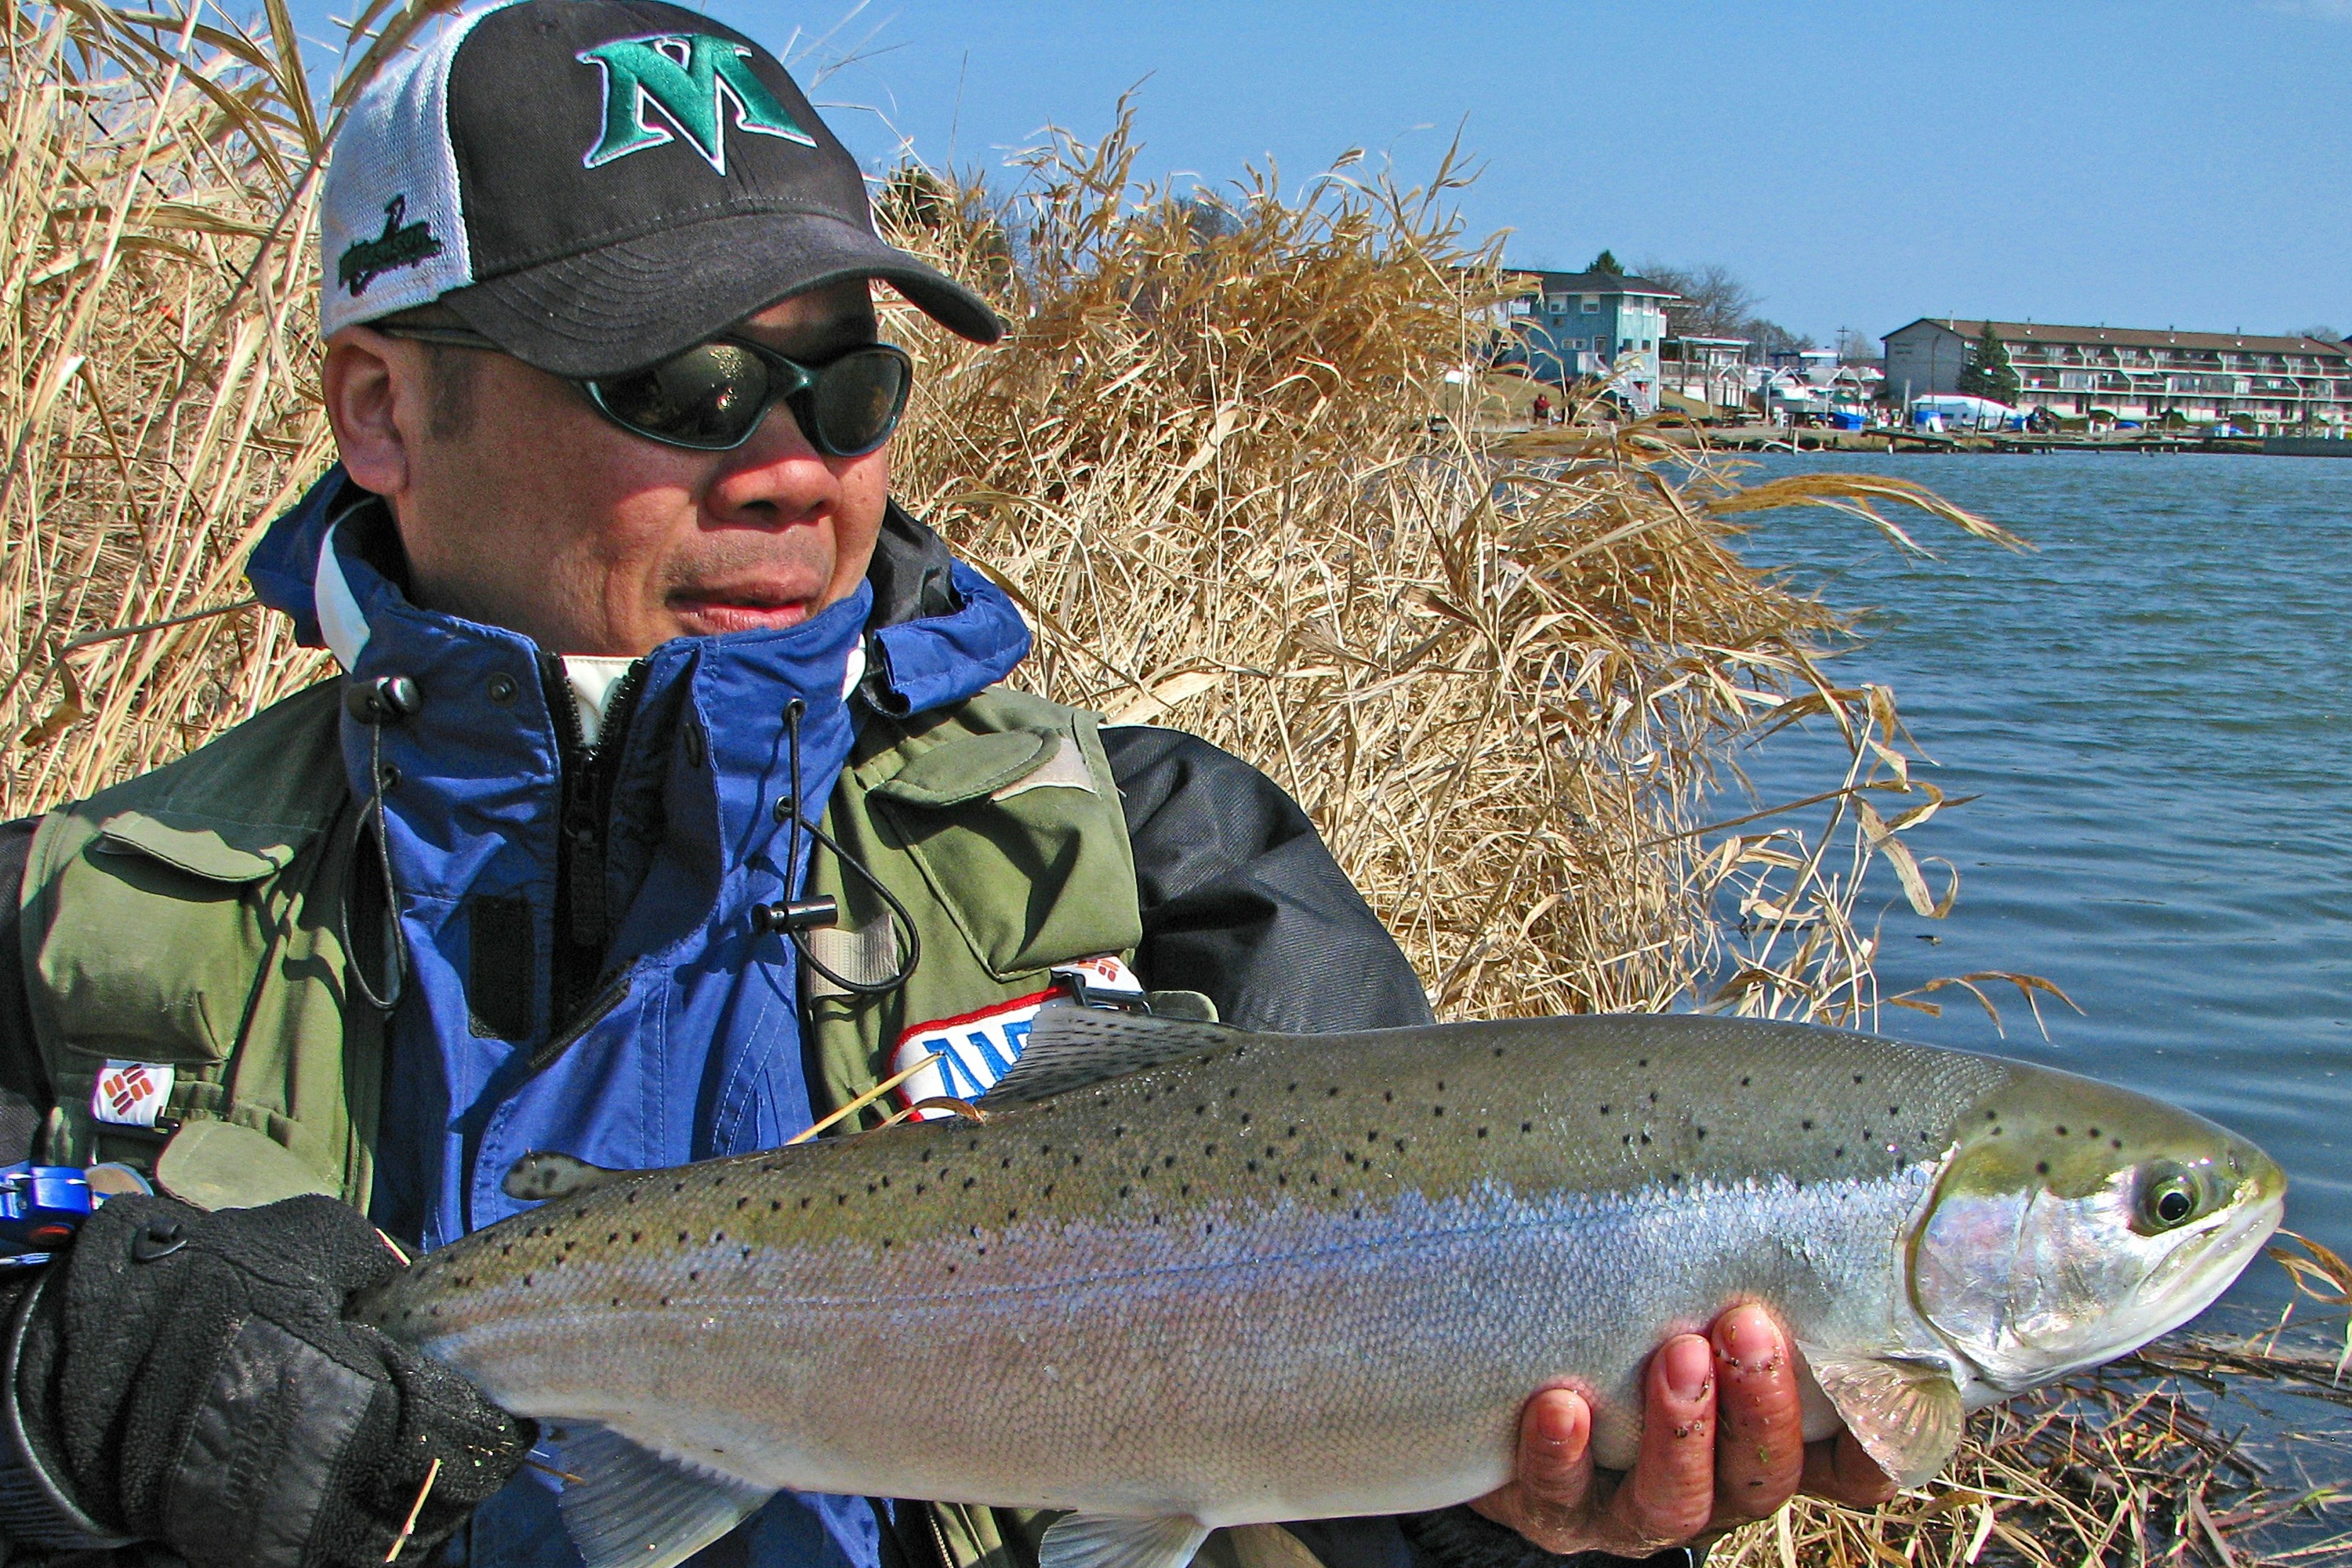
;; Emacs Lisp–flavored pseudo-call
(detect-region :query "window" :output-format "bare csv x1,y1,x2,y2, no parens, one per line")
1582,296,1599,313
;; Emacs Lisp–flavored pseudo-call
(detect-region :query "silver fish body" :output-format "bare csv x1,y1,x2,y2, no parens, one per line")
361,1011,2283,1568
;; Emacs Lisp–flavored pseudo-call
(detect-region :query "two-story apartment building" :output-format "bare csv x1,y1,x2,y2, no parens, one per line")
1502,270,1679,413
1883,318,2352,430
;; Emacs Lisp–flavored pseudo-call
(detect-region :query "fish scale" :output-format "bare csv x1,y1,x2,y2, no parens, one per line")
360,1011,2282,1568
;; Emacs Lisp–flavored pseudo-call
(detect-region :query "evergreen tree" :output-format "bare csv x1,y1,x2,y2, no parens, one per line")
1586,249,1624,276
1955,323,2021,404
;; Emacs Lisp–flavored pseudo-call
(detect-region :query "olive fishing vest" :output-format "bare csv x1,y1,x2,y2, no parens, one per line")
15,679,1142,1212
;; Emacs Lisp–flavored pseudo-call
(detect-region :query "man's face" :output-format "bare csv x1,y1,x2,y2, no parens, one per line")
327,282,889,657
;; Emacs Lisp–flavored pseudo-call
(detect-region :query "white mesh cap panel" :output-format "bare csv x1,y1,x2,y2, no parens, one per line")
318,4,511,335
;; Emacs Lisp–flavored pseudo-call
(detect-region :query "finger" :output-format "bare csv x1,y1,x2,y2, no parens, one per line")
1603,1333,1719,1552
1710,1305,1807,1523
1465,1387,1597,1552
1512,1385,1596,1512
1801,1432,1901,1508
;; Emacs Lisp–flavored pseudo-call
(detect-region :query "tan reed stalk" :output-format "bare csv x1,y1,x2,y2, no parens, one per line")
2,5,2332,1562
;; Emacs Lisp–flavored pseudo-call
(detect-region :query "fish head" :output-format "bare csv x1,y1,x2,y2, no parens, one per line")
1910,1068,2284,1392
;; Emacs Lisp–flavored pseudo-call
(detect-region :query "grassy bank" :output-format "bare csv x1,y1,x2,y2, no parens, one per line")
4,2,2339,1563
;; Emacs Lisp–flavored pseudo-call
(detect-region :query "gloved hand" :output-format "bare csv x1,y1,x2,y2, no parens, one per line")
7,1192,534,1568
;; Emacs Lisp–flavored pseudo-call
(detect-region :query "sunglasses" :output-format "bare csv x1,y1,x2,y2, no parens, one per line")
376,325,913,456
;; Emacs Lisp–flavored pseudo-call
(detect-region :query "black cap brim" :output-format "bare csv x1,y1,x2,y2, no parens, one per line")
440,209,1003,379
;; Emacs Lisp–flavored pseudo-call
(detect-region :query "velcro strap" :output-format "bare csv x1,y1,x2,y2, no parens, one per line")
802,915,902,1000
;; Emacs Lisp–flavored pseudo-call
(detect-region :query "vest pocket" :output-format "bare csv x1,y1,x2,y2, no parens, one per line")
38,824,286,1065
870,727,1142,978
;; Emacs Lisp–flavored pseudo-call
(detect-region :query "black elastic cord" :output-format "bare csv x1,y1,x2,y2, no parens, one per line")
781,699,917,996
340,723,408,1012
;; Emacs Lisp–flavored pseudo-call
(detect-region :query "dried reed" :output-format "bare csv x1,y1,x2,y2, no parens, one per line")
2,3,2329,1563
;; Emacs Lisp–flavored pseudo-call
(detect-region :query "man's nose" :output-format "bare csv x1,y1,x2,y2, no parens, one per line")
705,403,843,522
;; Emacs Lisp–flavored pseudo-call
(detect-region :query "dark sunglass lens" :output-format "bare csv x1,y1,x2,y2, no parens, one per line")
810,350,909,455
597,343,768,447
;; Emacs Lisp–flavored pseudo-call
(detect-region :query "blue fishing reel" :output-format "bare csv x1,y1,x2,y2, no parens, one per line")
0,1163,98,1268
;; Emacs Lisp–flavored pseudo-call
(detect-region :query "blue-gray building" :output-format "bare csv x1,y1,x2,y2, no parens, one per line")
1501,269,1679,411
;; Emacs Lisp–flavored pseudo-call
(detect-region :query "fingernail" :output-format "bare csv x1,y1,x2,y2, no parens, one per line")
1663,1334,1712,1403
1715,1305,1780,1370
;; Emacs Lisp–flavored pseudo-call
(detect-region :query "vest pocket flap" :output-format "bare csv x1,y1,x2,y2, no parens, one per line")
872,728,1059,809
95,809,307,883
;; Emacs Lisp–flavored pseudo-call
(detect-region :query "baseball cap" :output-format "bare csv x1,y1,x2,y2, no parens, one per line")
320,0,1002,378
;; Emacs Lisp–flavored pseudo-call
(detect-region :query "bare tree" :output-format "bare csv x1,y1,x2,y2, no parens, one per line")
2299,325,2344,343
1634,259,1759,339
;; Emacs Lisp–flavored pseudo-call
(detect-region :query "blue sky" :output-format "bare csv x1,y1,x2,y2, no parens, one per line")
295,2,2352,346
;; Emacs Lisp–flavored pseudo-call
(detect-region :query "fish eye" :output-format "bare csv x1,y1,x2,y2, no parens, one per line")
2136,1163,2204,1233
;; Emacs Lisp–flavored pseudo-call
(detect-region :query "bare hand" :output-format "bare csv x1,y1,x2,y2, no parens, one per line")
1468,1305,1899,1557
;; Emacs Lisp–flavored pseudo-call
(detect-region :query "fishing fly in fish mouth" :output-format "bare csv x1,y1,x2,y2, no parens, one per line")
358,1010,2285,1568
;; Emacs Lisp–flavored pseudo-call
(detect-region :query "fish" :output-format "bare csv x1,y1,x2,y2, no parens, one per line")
356,1010,2285,1568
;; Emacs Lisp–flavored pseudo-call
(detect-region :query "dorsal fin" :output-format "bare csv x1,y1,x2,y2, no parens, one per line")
982,1007,1241,1106
503,1150,628,1203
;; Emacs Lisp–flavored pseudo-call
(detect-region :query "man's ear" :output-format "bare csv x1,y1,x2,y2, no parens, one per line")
322,327,415,499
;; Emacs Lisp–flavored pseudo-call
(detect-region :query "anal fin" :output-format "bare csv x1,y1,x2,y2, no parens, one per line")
543,1421,772,1568
1039,1513,1212,1568
1795,1344,1965,1489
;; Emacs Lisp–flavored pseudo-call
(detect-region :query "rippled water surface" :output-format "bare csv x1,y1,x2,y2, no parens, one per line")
1731,452,2352,1276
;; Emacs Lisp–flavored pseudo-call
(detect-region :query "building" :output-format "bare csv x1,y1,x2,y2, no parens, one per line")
1501,270,1678,413
1883,318,2352,430
1660,336,1753,414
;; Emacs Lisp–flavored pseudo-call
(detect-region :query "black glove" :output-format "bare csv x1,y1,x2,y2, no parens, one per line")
6,1192,534,1568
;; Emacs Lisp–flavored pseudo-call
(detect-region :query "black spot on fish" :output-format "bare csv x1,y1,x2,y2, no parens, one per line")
963,1178,976,1189
736,1196,750,1210
608,1232,619,1243
1522,1122,1534,1134
1740,1076,1751,1087
673,1181,685,1193
1007,1208,1019,1222
740,1247,752,1260
689,1270,701,1282
523,1273,534,1287
1987,1109,1998,1120
1163,1156,1176,1168
1477,1127,1489,1138
867,1183,877,1195
1000,1158,1011,1170
946,1264,958,1275
611,1297,622,1307
1639,1058,1649,1068
1802,1120,1815,1130
2112,1138,2124,1149
1383,1091,1394,1103
2056,1125,2068,1135
2089,1127,2100,1138
835,1195,848,1206
1120,1185,1131,1197
1327,1086,1340,1097
1181,1184,1192,1196
1639,1132,1652,1145
1695,1127,1707,1139
799,1198,811,1210
2037,1160,2051,1175
1229,1087,1240,1098
1393,1138,1407,1152
677,1230,690,1242
1113,1126,1126,1138
1044,1184,1056,1198
1203,1145,1216,1156
631,1231,643,1243
1247,1160,1258,1172
1600,1104,1611,1115
1196,1105,1208,1116
661,1296,672,1306
1835,1148,1846,1159
1287,1082,1299,1093
920,1149,934,1163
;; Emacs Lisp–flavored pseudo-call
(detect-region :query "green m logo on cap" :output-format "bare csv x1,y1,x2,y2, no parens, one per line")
578,34,816,175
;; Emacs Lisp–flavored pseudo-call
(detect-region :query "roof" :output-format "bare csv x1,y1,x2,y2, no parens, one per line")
1507,268,1680,300
1888,318,2348,358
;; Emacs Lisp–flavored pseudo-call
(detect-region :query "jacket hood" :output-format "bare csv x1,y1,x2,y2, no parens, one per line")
247,464,1032,717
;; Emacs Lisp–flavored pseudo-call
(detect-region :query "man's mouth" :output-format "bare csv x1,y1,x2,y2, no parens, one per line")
668,587,816,636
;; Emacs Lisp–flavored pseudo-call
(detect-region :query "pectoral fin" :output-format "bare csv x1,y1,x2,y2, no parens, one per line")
1794,1345,1965,1489
1038,1513,1213,1568
544,1421,771,1568
504,1151,628,1203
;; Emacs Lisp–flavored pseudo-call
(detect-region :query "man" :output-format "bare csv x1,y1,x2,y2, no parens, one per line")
0,4,1891,1566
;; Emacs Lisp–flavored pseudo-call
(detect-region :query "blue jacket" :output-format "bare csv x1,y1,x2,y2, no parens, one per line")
249,469,1032,1568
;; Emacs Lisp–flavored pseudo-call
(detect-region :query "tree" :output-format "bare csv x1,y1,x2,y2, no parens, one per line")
2299,325,2344,343
1956,323,2020,403
1635,259,1760,340
1585,249,1624,275
1834,326,1879,366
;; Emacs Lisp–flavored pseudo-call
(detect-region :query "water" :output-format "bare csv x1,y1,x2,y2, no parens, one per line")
1727,452,2352,1284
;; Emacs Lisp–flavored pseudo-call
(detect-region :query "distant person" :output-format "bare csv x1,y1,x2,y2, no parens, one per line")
1532,390,1552,425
